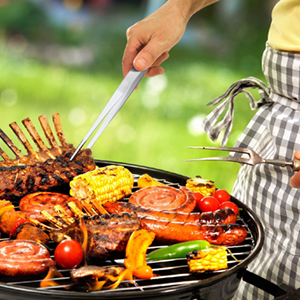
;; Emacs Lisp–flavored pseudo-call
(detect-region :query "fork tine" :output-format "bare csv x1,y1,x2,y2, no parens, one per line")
185,157,253,165
187,146,251,154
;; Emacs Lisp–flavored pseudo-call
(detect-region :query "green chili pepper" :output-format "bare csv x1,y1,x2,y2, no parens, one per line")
146,240,212,261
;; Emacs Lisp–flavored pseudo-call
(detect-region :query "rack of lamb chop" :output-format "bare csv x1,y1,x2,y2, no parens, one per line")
0,113,96,200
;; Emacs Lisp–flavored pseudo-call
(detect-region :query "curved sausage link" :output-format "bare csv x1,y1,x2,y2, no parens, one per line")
103,201,237,225
140,219,248,246
0,240,55,276
19,192,80,223
129,186,196,213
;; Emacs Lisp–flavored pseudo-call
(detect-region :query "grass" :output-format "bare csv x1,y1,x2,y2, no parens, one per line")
0,9,268,192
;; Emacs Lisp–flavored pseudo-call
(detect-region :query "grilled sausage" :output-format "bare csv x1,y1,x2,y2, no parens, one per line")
140,218,248,246
103,201,237,225
19,192,81,223
0,240,55,276
129,186,196,213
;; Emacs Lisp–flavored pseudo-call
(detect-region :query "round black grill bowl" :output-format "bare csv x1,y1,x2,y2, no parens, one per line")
0,160,265,300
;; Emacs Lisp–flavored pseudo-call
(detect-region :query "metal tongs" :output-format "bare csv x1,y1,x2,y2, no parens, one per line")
186,146,300,172
70,67,146,161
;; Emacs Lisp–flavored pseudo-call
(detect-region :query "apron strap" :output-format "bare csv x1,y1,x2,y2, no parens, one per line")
202,76,273,146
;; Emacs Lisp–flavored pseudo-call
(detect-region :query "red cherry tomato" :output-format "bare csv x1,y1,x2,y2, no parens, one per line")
54,239,84,269
194,192,204,211
213,189,231,205
198,196,219,212
219,201,239,215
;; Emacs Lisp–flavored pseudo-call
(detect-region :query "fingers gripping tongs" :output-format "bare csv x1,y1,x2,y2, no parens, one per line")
70,68,146,161
186,146,300,172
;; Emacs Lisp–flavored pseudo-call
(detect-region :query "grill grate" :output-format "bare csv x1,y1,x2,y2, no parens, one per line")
0,161,263,300
2,218,254,293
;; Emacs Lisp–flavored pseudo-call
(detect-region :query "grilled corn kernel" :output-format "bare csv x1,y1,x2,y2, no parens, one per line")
186,176,216,196
187,247,228,273
70,165,134,206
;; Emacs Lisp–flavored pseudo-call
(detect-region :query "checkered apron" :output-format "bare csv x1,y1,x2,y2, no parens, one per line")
203,44,300,299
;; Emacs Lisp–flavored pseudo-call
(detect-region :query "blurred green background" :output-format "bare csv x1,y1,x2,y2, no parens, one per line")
0,0,274,191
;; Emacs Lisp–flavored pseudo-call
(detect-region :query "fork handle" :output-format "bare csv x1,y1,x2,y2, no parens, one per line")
292,158,300,172
264,158,300,172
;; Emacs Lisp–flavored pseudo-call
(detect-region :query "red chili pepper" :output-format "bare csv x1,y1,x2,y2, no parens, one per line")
9,218,33,238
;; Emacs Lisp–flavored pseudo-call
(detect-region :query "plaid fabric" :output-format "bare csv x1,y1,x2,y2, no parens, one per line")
204,44,300,300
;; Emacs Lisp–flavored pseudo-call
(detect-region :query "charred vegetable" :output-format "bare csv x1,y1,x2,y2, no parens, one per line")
186,176,216,196
146,240,212,261
70,165,134,205
124,229,155,279
137,174,165,188
187,247,228,273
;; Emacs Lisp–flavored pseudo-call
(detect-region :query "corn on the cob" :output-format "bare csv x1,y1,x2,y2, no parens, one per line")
70,165,134,206
186,176,216,196
187,247,228,273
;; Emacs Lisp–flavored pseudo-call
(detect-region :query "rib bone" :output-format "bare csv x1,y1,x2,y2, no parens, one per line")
39,114,62,156
52,113,68,148
0,128,27,164
0,113,96,200
9,122,40,161
22,117,55,159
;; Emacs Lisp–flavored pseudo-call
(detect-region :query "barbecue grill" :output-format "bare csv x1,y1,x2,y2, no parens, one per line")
0,160,298,300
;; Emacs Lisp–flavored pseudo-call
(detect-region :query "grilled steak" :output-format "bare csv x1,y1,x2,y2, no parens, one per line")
50,213,140,259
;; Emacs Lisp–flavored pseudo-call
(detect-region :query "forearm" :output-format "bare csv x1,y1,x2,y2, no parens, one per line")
167,0,220,22
122,0,220,76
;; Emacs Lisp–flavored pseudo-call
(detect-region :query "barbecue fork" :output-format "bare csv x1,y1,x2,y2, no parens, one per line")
186,146,300,172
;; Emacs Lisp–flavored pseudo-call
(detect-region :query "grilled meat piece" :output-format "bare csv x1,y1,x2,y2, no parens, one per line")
141,219,248,246
50,213,140,259
0,114,95,200
15,223,50,244
71,265,125,285
104,202,246,246
0,210,25,235
104,201,237,225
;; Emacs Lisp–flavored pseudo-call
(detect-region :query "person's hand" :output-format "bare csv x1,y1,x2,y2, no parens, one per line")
122,0,219,78
122,1,186,78
290,150,300,188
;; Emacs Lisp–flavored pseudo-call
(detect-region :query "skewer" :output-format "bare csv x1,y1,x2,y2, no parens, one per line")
54,205,75,225
41,210,66,229
81,199,97,216
29,218,56,232
68,201,86,218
